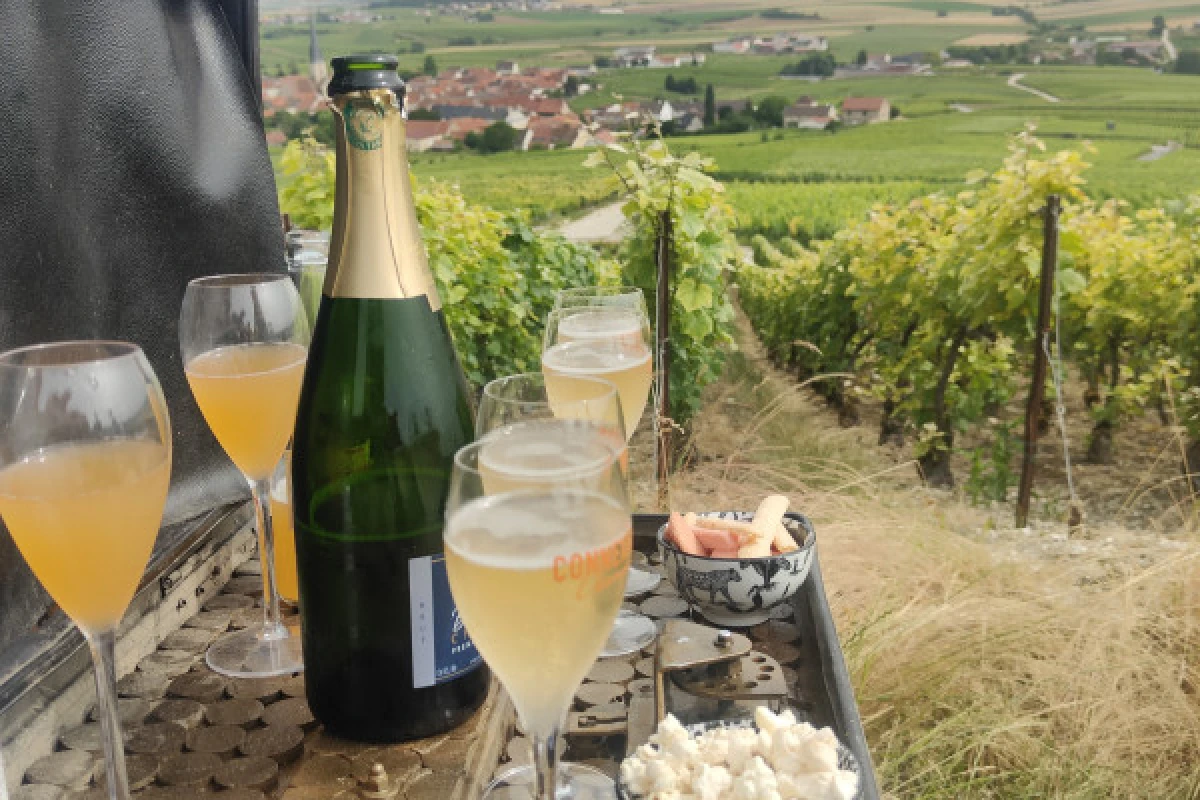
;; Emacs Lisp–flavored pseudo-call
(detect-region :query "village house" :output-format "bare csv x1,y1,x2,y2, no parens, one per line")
783,97,837,130
841,96,891,125
713,36,753,54
613,46,656,68
523,115,587,150
406,120,452,152
752,33,828,54
261,75,323,116
445,117,494,144
433,104,507,123
1104,40,1167,60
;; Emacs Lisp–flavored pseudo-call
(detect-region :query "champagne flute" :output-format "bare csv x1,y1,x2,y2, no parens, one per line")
445,431,631,800
180,274,309,677
0,342,172,800
543,303,664,619
476,373,657,657
542,307,654,442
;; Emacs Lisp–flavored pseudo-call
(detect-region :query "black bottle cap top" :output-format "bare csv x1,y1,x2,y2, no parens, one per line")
328,54,405,98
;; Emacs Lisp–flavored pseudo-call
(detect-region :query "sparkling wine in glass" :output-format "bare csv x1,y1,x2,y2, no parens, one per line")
0,341,172,800
543,307,653,442
180,273,309,677
446,431,631,800
268,450,300,605
475,373,656,658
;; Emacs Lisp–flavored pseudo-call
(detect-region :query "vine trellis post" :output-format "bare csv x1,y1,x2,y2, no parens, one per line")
1015,194,1061,529
655,209,673,511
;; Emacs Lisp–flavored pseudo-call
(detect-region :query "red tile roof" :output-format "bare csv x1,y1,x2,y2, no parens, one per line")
842,97,887,112
446,117,494,140
406,120,451,140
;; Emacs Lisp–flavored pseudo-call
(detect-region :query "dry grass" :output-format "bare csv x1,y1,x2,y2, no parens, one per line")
655,313,1200,798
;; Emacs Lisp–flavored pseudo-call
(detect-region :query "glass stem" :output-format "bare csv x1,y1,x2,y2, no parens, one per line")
532,727,561,800
250,477,285,638
87,629,130,800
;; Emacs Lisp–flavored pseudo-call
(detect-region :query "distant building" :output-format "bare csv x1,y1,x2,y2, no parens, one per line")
262,75,323,116
613,46,656,68
433,104,507,122
1105,40,1167,60
841,97,890,125
645,99,676,123
648,53,706,68
496,60,520,75
940,58,974,69
783,98,837,129
523,115,587,150
445,117,494,143
406,120,451,152
671,111,706,133
713,36,753,54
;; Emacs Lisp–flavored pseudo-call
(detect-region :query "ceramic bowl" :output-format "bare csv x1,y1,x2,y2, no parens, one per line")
616,716,862,800
657,511,815,627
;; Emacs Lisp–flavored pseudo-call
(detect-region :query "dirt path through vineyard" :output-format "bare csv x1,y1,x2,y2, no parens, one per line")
557,201,627,243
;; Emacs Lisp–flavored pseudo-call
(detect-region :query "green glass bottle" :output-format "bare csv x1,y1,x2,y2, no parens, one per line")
292,54,488,742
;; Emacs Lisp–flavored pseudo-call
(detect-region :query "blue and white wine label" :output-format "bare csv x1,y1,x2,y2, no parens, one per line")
409,554,483,689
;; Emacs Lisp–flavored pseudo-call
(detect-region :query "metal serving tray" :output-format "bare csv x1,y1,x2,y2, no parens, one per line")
0,509,879,800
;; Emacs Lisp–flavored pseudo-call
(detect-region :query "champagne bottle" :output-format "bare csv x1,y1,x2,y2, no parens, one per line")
292,54,488,742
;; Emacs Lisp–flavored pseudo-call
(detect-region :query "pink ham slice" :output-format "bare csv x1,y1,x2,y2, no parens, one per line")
666,512,705,556
693,528,742,553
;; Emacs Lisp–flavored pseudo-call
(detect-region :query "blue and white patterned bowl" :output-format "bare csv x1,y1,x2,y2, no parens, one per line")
657,511,815,627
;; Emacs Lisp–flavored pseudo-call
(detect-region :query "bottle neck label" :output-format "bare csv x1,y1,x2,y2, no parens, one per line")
344,103,384,151
325,90,442,310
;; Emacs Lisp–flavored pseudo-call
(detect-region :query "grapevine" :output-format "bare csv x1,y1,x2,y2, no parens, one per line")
738,127,1200,492
586,131,739,429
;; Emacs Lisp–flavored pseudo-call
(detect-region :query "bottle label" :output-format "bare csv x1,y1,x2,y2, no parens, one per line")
409,554,483,688
344,103,383,151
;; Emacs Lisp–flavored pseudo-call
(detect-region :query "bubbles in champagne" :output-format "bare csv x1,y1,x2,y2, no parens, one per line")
478,420,616,486
446,490,629,568
541,340,651,374
558,309,643,344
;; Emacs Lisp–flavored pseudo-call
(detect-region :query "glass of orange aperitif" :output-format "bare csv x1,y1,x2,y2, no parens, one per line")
0,341,172,800
180,274,309,677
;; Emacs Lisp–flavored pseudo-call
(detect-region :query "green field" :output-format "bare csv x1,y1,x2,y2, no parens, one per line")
271,2,1200,238
399,65,1200,237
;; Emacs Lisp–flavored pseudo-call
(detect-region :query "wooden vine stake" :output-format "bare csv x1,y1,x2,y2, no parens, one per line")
655,209,672,511
1015,194,1061,529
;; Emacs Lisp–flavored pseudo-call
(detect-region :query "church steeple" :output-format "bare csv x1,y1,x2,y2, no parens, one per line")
309,8,329,94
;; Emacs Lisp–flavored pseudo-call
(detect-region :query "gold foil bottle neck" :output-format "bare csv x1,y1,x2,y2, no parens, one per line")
324,90,441,309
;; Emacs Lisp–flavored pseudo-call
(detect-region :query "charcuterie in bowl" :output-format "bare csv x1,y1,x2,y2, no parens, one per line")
657,499,816,626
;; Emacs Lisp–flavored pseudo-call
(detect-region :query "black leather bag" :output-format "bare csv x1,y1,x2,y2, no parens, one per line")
0,0,280,654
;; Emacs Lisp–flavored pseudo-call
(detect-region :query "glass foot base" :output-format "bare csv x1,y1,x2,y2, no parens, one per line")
624,566,661,597
599,611,657,658
205,623,303,678
485,763,613,799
